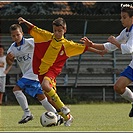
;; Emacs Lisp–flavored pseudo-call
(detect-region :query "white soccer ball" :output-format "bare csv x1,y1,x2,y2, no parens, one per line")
40,111,57,127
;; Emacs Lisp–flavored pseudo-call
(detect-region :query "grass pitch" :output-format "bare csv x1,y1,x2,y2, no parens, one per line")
0,103,133,131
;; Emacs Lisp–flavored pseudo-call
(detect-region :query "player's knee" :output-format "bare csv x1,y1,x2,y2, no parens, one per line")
37,94,46,101
13,90,22,97
114,83,124,94
42,83,51,92
13,85,21,92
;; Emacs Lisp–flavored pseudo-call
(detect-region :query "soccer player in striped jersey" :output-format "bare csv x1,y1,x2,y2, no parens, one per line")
6,24,63,125
81,4,133,117
18,17,103,126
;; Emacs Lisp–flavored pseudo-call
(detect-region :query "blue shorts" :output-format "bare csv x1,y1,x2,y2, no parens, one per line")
120,66,133,81
16,78,43,98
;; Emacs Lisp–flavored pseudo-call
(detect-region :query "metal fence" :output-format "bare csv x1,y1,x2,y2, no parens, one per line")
1,15,132,103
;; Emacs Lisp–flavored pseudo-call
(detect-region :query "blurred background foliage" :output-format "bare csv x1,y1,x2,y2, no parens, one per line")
0,2,133,16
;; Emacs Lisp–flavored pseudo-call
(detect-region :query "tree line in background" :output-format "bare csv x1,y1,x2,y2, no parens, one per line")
0,2,132,16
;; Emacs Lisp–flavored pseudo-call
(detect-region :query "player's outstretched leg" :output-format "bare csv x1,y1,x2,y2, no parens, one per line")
47,89,70,115
47,89,73,126
13,90,34,124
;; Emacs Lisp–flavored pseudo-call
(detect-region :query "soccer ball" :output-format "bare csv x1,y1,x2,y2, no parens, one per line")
40,111,57,127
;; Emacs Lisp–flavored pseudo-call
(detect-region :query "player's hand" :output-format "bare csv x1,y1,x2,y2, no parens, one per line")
18,17,33,28
7,52,15,60
107,35,121,49
100,49,108,57
80,37,93,47
6,52,15,65
18,17,26,24
107,36,117,45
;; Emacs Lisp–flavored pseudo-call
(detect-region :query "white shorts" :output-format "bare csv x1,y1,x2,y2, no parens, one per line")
0,76,6,93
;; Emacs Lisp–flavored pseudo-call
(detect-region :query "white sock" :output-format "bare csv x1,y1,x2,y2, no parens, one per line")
40,97,57,113
13,91,31,116
121,87,133,103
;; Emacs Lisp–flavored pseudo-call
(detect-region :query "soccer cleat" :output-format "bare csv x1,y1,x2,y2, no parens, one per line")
56,115,64,126
129,104,133,117
64,114,73,126
18,114,34,124
60,106,70,115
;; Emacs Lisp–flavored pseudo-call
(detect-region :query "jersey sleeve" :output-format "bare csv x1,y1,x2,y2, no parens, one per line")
64,40,88,57
29,26,53,43
26,38,34,47
103,42,118,51
115,29,126,43
7,48,11,54
103,29,126,52
7,44,15,54
121,30,133,54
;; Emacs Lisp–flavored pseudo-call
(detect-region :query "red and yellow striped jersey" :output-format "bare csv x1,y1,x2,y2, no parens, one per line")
29,26,88,78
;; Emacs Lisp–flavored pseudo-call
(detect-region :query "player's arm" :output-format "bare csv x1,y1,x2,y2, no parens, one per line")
6,52,15,66
80,37,105,50
4,65,12,74
87,47,107,56
18,17,33,29
107,35,121,49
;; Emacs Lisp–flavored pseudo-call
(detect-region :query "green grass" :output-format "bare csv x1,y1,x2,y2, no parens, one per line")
0,103,133,131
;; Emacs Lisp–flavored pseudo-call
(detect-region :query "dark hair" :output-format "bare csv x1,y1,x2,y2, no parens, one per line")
0,45,4,50
10,24,23,33
52,17,66,29
121,4,133,17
